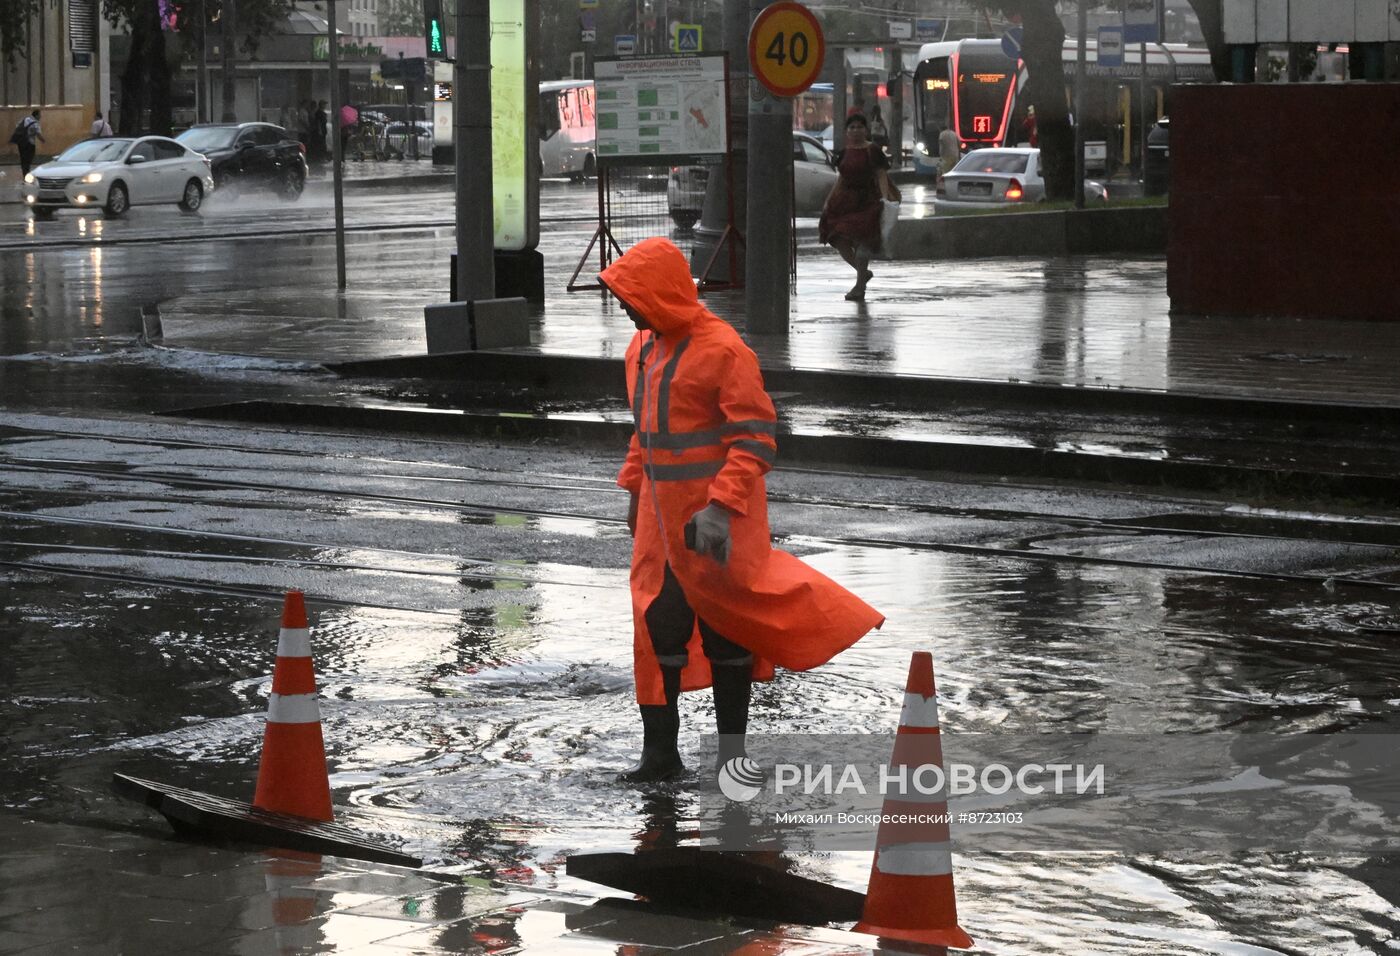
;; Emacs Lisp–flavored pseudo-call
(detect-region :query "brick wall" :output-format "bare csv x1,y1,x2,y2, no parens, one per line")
1167,83,1400,321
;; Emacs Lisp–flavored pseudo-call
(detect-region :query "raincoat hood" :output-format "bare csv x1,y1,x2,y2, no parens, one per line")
599,237,709,337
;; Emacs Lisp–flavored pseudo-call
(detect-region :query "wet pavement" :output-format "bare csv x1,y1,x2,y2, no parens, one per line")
4,176,1400,954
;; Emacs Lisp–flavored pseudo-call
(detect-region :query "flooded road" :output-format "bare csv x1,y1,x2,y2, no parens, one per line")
2,411,1398,954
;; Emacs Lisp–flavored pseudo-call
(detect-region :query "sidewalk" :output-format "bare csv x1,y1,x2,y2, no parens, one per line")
0,814,893,954
157,248,1400,408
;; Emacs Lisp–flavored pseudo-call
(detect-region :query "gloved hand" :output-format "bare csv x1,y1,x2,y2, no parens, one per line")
685,502,731,564
627,492,639,537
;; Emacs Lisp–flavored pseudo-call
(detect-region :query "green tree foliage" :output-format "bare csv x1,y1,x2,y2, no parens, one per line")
379,0,423,37
0,0,41,68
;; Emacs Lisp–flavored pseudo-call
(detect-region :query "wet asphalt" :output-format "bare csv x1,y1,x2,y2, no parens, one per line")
1,177,1399,954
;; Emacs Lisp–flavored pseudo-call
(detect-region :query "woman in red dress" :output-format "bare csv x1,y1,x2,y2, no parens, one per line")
819,113,898,302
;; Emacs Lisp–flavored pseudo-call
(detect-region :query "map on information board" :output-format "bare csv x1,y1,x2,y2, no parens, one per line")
594,55,728,162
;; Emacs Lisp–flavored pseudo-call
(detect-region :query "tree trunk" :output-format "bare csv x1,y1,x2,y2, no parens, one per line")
221,0,237,121
118,6,149,135
1187,0,1230,82
146,1,172,135
1015,2,1071,199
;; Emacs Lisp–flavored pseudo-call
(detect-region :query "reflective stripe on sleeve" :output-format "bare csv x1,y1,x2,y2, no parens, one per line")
267,693,322,724
729,439,776,464
276,627,312,659
875,841,953,877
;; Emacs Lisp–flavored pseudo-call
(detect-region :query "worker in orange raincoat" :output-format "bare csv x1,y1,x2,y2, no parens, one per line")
600,237,885,782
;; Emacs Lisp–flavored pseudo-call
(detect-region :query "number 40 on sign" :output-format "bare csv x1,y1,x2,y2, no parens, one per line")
748,1,825,97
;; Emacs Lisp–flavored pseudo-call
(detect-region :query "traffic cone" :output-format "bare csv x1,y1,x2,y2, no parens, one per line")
853,651,973,950
253,591,333,821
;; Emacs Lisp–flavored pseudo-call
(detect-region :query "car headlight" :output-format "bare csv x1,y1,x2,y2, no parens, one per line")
23,173,35,184
915,141,930,156
80,171,103,184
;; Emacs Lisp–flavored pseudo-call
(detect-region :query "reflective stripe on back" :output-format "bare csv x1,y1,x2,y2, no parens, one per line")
644,460,725,481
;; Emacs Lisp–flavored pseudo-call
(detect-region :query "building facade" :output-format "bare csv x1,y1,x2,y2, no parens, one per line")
2,0,110,161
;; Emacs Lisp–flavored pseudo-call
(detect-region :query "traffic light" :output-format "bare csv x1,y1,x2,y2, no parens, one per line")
424,0,446,59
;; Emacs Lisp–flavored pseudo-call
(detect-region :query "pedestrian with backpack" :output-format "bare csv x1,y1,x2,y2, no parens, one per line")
10,110,45,177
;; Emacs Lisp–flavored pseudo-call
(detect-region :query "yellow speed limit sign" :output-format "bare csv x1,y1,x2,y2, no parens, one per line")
748,2,825,98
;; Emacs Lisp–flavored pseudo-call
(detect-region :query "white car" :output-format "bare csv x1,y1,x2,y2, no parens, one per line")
936,147,1106,206
22,135,215,219
667,131,839,229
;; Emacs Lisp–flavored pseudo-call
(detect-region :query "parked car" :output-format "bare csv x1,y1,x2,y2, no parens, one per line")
667,131,839,230
935,147,1107,206
175,123,307,200
22,136,214,218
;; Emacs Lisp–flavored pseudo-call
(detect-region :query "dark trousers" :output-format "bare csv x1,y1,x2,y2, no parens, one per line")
18,143,36,177
645,564,752,670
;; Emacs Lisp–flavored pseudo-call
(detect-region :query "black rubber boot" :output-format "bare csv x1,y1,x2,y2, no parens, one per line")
711,664,752,769
619,666,684,783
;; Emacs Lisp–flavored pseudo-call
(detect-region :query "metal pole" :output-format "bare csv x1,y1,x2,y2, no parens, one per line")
328,0,347,290
1139,41,1148,180
455,0,495,301
197,0,209,123
1073,0,1086,208
745,0,791,335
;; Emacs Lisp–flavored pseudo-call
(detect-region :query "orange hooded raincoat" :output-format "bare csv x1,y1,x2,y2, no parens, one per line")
600,238,885,705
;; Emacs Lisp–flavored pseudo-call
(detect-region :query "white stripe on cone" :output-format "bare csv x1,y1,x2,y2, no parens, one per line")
267,693,321,724
900,691,940,729
875,841,954,877
276,627,312,658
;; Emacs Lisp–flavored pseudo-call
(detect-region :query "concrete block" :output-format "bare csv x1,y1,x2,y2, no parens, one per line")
1291,0,1352,41
424,298,531,354
423,301,474,354
1223,0,1257,43
1257,0,1289,41
1357,0,1388,40
470,297,531,349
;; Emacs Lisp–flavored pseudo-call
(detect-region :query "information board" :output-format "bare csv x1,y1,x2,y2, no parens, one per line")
593,55,728,162
491,0,531,250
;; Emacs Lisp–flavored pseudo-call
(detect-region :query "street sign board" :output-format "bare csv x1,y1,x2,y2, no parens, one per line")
1000,26,1023,60
1123,0,1160,43
581,29,595,42
748,1,825,98
914,18,943,41
594,54,728,161
888,20,912,41
615,34,636,55
674,24,702,52
1097,27,1124,67
577,0,598,8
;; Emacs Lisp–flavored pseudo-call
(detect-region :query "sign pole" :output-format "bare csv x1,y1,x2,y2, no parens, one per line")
1073,0,1086,209
745,1,823,336
327,0,347,290
455,0,495,302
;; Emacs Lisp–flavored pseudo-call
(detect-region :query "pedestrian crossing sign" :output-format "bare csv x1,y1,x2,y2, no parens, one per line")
673,24,702,52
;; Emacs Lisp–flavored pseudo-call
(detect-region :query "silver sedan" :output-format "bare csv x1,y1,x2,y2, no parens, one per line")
936,147,1106,206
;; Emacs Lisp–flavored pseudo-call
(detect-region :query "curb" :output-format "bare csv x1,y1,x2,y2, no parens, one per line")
164,399,1400,504
327,351,1400,423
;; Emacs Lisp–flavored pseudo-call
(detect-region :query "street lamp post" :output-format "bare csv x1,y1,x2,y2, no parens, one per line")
328,0,347,289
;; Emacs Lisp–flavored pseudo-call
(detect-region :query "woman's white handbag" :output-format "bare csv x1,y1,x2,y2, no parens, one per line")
879,199,900,259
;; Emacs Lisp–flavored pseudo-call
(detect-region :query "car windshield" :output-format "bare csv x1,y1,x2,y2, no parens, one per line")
176,127,239,150
954,151,1029,174
57,139,133,163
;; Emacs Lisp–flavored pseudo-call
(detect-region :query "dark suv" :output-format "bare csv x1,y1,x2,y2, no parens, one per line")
175,123,308,200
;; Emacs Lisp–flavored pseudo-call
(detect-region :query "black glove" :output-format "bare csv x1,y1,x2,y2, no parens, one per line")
684,502,731,564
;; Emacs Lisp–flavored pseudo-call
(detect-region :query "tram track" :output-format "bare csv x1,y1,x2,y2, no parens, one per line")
5,422,1400,549
3,424,1400,594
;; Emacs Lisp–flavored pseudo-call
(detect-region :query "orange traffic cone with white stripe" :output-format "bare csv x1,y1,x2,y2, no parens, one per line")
253,591,333,821
854,651,973,950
